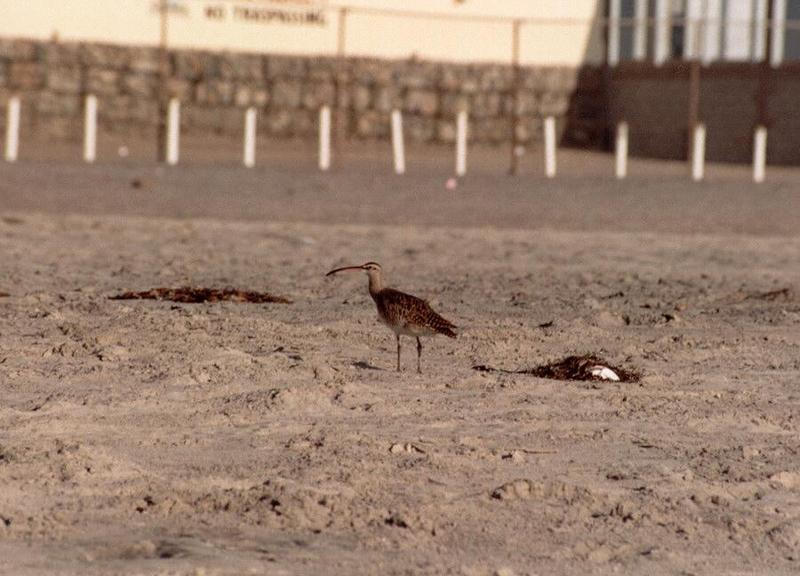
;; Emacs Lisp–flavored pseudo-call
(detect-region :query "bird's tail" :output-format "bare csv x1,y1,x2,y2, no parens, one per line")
430,312,457,338
441,326,457,339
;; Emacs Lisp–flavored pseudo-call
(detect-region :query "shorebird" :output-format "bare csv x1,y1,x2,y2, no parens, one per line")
326,262,456,373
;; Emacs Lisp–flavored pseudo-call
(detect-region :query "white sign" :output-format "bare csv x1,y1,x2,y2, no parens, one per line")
161,0,328,26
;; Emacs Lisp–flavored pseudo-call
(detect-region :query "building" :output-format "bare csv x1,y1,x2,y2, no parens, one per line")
0,0,604,66
607,0,800,65
3,1,797,68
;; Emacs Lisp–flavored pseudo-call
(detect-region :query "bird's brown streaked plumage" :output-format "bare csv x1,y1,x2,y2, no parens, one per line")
372,288,457,339
326,261,457,373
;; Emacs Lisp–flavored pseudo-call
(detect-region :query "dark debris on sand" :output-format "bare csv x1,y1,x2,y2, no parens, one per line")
745,287,793,301
721,287,794,304
109,287,292,304
473,355,640,383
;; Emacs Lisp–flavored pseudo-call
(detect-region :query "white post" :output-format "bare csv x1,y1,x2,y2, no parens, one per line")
771,0,787,67
83,94,97,163
391,109,405,175
633,0,649,61
5,96,20,163
615,121,629,179
166,98,180,166
243,107,257,168
455,110,468,177
319,105,331,171
691,123,706,182
752,0,768,62
753,126,767,183
544,116,557,179
608,0,621,66
654,0,671,65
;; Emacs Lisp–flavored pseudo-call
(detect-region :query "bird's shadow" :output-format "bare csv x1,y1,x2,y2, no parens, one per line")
352,360,384,371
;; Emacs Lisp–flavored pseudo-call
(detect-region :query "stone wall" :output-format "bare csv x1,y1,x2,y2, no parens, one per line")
0,38,605,147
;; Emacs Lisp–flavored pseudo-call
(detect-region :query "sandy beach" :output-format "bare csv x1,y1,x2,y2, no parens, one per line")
1,147,799,575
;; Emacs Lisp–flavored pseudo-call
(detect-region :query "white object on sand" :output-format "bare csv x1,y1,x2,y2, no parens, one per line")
445,177,458,190
591,365,620,381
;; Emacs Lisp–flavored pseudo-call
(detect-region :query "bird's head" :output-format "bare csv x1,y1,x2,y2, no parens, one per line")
326,261,382,279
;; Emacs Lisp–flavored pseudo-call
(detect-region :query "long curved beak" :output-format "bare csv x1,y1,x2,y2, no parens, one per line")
325,265,364,277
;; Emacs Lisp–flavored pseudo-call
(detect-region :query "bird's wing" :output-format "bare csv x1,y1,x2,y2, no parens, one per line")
381,288,457,337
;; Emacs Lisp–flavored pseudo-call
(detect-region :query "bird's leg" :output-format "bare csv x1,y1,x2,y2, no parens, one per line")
396,334,401,372
416,337,422,374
